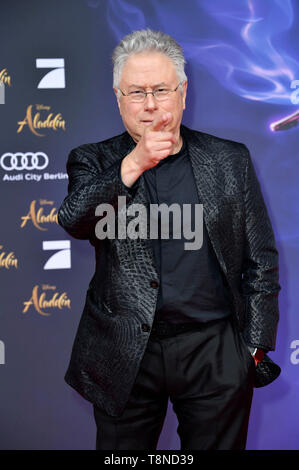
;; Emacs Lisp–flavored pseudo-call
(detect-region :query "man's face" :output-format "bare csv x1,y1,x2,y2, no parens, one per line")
114,52,187,143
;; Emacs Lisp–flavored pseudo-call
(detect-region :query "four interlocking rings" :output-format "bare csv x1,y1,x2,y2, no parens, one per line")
0,152,49,171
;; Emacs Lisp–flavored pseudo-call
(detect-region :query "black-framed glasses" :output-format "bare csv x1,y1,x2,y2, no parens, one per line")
118,81,184,103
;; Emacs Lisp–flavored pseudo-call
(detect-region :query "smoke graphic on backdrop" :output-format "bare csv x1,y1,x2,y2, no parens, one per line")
104,0,299,130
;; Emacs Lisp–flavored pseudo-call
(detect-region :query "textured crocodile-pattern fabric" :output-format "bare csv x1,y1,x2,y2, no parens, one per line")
58,125,281,416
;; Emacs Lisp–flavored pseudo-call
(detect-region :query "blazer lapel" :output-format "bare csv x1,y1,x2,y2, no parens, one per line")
182,126,229,278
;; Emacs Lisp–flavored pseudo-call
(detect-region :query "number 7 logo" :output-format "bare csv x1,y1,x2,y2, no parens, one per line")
36,58,65,89
43,240,71,269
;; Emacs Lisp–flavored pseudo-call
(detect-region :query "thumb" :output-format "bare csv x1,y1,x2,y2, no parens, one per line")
151,112,173,131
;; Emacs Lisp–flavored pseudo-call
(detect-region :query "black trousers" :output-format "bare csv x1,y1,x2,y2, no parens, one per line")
93,316,255,450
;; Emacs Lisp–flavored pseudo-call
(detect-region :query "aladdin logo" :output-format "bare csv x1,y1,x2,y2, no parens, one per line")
0,68,11,86
17,104,66,136
20,199,58,231
22,284,71,316
0,244,18,269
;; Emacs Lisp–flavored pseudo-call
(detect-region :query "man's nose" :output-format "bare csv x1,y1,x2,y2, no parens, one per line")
144,93,158,111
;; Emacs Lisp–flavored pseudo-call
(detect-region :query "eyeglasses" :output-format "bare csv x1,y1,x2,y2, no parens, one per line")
118,82,183,103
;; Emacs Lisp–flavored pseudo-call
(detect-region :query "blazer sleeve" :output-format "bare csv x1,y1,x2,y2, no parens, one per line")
57,145,140,240
241,145,281,351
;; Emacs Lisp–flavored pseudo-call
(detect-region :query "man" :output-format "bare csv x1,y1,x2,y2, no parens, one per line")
58,29,281,450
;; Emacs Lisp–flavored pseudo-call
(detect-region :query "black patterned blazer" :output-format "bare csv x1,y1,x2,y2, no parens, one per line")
58,125,281,417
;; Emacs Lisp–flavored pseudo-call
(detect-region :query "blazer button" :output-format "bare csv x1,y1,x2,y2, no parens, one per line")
142,323,150,332
150,280,159,288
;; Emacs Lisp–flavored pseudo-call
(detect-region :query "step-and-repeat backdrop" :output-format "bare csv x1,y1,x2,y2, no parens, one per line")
0,0,298,450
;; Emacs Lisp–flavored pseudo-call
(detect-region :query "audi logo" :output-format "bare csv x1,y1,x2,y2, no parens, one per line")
0,152,49,171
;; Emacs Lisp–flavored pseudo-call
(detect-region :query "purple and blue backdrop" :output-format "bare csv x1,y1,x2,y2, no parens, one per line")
0,0,298,450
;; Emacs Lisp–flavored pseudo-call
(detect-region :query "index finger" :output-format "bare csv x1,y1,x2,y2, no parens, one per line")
151,112,173,131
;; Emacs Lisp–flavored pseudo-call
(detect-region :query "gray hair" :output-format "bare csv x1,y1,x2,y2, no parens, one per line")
112,29,187,94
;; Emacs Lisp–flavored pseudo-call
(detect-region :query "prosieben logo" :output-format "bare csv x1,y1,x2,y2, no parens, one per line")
0,340,5,365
